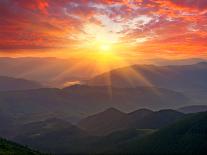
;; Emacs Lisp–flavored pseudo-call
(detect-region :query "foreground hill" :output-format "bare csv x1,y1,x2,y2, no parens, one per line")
0,85,189,127
113,112,207,155
0,138,40,155
0,76,43,91
78,108,185,136
87,62,207,92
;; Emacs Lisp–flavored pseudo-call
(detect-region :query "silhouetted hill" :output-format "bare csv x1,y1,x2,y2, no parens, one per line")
112,112,207,155
87,62,207,92
133,109,185,129
0,76,43,91
0,138,40,155
178,105,207,113
78,108,185,136
78,108,128,135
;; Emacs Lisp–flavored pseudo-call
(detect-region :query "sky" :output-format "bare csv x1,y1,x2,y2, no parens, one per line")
0,0,207,60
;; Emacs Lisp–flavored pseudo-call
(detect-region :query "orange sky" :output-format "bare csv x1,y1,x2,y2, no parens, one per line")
0,0,207,60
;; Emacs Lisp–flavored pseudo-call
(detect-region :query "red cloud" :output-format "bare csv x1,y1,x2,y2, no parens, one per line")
0,0,207,59
12,0,49,14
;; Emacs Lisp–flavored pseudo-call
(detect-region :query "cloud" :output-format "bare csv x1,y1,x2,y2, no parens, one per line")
0,0,206,58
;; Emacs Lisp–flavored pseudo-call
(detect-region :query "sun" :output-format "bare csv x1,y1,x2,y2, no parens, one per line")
100,44,111,52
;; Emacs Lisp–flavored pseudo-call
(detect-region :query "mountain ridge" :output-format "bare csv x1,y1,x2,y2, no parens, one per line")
78,108,185,136
0,76,43,91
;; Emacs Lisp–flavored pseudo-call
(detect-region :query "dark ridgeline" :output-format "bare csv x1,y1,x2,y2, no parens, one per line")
78,108,184,136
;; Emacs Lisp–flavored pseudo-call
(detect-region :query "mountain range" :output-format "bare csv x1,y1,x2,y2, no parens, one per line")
12,108,185,154
0,57,92,87
12,109,207,154
0,76,43,91
0,85,189,129
177,105,207,113
87,62,207,92
0,57,205,88
78,108,184,136
0,58,207,154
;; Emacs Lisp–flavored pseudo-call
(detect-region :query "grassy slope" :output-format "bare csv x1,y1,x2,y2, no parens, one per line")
0,138,41,155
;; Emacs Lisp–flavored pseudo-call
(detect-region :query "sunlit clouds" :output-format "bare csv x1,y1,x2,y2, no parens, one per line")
0,0,207,59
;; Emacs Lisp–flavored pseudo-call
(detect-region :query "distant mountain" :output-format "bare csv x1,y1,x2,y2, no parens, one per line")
78,108,185,136
178,105,207,113
0,137,40,155
147,58,206,66
0,85,189,129
0,57,122,87
182,89,207,106
0,76,43,91
113,112,207,155
0,57,94,87
1,57,205,88
87,62,207,92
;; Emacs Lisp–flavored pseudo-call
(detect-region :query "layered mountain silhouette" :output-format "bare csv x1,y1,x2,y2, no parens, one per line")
87,62,207,92
13,108,185,154
0,76,43,91
0,57,205,88
0,57,206,154
12,110,207,154
0,85,189,128
0,57,90,87
78,108,185,136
